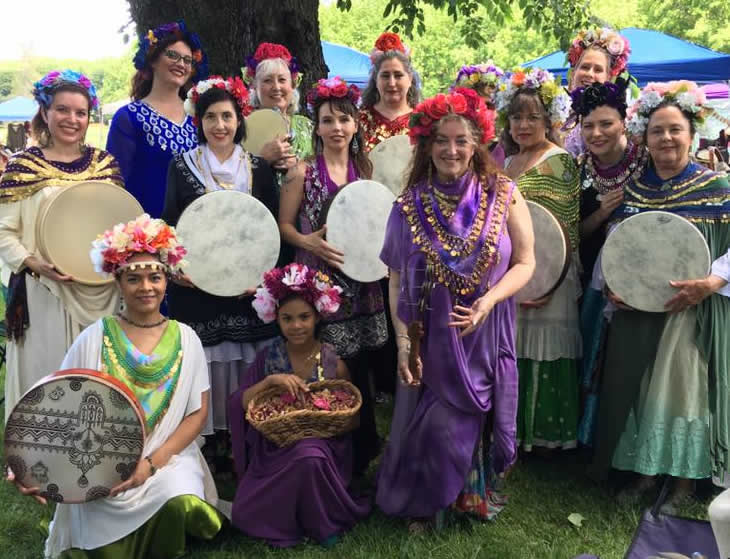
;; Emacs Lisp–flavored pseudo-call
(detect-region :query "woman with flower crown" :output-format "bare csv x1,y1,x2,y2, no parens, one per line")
228,262,370,547
570,79,648,445
279,77,388,476
497,68,582,453
588,81,730,510
245,42,314,175
162,77,279,459
0,70,124,421
358,32,422,152
7,215,224,558
376,88,535,529
563,27,632,157
107,21,208,218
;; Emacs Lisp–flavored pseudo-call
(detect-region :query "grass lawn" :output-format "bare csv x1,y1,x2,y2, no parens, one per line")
0,311,717,559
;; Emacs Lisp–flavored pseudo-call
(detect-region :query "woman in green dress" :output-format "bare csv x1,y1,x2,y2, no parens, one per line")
8,215,223,558
589,81,730,510
497,68,582,452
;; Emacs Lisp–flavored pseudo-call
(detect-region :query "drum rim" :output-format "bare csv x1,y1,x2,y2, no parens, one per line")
3,368,147,504
36,181,143,286
322,179,395,282
515,201,571,303
601,209,711,312
174,189,281,296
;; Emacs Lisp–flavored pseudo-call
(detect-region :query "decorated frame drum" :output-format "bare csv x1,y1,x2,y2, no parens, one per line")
242,109,289,156
601,211,711,312
515,201,571,303
36,181,144,286
323,180,395,283
369,135,414,196
175,190,280,297
4,369,146,504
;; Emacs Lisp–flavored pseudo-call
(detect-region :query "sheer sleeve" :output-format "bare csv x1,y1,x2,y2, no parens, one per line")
106,106,138,186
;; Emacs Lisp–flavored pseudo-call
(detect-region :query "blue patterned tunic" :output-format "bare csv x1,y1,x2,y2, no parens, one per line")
107,100,197,217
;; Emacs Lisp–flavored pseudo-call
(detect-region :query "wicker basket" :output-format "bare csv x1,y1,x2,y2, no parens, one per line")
246,379,362,447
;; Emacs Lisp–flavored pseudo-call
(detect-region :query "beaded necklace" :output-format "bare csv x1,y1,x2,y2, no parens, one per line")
581,141,647,194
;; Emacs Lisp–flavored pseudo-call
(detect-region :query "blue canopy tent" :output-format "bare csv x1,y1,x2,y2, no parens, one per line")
322,41,371,88
523,28,730,86
0,96,38,122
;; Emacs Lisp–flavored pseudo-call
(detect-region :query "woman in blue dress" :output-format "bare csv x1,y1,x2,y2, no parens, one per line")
106,20,208,217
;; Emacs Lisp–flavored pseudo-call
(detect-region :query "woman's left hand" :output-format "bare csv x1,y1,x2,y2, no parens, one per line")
665,275,726,312
110,459,152,497
448,296,495,337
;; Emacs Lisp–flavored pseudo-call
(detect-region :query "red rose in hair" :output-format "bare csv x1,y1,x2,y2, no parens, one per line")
426,94,450,119
330,82,348,97
316,85,330,98
255,42,292,63
448,93,468,114
375,32,405,53
419,114,433,126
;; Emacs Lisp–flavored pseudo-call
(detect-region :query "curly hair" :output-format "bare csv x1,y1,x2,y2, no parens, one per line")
31,83,92,148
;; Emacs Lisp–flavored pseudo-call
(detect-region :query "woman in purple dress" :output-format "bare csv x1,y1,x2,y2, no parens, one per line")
106,21,208,217
229,263,370,546
375,88,535,530
279,77,387,475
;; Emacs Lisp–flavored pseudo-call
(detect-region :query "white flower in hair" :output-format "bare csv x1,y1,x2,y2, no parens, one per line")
183,98,196,117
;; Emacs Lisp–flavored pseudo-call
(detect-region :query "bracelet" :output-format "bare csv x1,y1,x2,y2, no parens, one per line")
145,455,157,476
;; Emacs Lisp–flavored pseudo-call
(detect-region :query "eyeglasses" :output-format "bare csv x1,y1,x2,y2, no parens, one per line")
163,49,195,67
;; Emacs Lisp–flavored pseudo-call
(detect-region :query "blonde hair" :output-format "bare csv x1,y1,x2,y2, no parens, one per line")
250,58,300,116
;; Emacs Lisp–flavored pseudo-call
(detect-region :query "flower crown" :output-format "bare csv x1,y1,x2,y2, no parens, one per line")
252,263,343,323
370,32,411,64
452,61,505,92
244,42,301,86
409,87,496,145
567,27,631,78
32,70,99,109
306,77,362,117
133,20,209,81
184,75,252,125
495,67,571,129
625,80,717,139
570,78,629,118
90,214,187,277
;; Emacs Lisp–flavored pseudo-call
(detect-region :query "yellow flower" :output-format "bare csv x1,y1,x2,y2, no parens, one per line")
469,73,480,84
147,30,157,44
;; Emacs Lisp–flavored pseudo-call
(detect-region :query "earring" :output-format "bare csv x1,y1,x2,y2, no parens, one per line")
351,135,360,154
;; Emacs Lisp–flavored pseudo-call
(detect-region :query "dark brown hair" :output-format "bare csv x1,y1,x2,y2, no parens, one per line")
405,114,498,192
362,51,422,109
643,100,697,144
310,97,372,179
500,91,562,156
31,83,92,148
131,35,197,101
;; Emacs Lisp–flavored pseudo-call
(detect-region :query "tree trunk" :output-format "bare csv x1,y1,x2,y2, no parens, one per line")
127,0,328,90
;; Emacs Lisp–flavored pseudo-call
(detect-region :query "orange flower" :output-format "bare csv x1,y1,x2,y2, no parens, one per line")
512,72,526,87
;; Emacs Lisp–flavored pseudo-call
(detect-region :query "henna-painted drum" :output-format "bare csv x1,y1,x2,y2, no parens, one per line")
4,369,145,503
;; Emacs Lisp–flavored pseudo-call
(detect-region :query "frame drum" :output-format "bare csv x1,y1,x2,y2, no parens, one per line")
4,369,145,504
515,201,571,303
601,211,711,312
369,135,414,195
36,181,144,285
242,109,289,156
175,190,280,297
324,180,395,282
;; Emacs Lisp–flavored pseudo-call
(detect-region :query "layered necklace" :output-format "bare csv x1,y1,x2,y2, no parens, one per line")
581,140,647,195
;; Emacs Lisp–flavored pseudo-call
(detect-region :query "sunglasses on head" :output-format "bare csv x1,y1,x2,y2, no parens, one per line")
163,49,195,67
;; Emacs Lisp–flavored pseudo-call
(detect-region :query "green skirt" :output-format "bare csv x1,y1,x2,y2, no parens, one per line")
516,358,579,450
58,495,224,559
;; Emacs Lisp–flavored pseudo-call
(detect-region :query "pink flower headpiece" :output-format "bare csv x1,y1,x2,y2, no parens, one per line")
184,75,252,125
567,27,631,78
244,42,301,86
408,87,496,145
90,214,187,277
252,263,343,323
370,32,411,64
305,76,362,117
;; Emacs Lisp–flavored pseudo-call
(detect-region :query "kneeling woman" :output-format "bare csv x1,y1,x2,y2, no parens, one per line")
229,263,370,547
10,215,223,558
